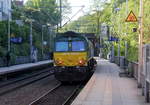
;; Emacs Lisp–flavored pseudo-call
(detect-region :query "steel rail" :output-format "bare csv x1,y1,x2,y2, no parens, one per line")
62,84,81,105
29,83,62,105
0,70,54,96
0,68,53,88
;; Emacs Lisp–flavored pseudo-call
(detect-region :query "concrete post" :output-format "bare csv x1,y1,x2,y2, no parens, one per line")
138,0,144,87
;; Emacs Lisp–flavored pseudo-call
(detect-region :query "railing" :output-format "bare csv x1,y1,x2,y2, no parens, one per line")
114,56,138,78
145,45,150,83
114,56,119,65
0,54,51,67
128,62,138,79
12,56,31,65
0,57,5,67
114,56,128,69
113,44,150,102
143,44,150,102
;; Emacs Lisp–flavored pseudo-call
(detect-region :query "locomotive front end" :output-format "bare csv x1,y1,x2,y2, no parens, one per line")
53,31,94,82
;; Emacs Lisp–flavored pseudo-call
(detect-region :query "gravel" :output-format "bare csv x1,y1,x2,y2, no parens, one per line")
0,75,60,105
31,85,77,105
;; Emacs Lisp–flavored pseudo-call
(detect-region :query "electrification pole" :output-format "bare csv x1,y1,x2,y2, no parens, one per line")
125,0,128,58
138,0,144,87
59,0,62,27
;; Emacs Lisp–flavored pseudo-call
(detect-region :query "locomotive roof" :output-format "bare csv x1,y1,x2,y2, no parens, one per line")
63,31,79,36
56,31,96,38
56,31,85,38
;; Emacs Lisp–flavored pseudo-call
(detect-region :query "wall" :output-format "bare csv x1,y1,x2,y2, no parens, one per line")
0,0,11,21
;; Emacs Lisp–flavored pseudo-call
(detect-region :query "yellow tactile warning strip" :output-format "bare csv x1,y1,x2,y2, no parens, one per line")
71,59,149,105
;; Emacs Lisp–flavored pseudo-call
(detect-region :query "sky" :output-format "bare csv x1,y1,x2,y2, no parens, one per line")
24,0,92,21
67,0,91,20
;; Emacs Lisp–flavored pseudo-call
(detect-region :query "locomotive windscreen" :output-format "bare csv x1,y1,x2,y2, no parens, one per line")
72,41,85,51
55,39,86,52
56,42,68,51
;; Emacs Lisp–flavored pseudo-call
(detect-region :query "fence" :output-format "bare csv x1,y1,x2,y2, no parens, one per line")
12,56,30,65
114,56,128,69
114,44,150,102
0,57,5,67
128,62,138,79
109,44,150,102
0,54,50,67
143,44,150,102
145,45,150,83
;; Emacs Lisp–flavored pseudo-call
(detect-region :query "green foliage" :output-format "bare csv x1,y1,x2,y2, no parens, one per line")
25,0,70,26
0,0,69,66
25,0,59,25
0,21,52,58
62,0,150,62
0,21,8,56
5,22,31,56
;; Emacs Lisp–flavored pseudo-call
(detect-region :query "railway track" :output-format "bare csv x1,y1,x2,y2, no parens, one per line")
0,68,54,96
29,83,82,105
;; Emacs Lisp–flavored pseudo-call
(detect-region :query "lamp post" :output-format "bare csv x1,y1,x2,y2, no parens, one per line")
28,9,40,62
47,25,53,53
29,19,34,62
8,9,12,52
24,18,34,62
115,8,121,65
42,25,46,59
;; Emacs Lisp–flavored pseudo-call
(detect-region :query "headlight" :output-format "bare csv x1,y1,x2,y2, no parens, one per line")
55,59,63,65
78,59,86,66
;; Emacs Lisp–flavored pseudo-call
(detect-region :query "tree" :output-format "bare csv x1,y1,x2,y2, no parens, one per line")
25,0,70,26
62,0,150,61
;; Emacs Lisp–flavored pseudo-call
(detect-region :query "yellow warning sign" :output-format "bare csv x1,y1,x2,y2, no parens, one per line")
125,11,138,22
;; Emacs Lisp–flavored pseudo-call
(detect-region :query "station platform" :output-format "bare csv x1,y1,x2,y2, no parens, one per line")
0,60,53,75
72,59,149,105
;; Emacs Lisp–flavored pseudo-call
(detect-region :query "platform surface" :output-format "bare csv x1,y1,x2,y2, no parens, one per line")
0,60,52,75
72,59,149,105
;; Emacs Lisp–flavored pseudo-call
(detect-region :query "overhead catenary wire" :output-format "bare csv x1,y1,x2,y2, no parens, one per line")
62,6,85,27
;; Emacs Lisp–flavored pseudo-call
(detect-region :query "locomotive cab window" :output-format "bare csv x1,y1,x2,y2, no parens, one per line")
56,42,68,51
72,41,85,51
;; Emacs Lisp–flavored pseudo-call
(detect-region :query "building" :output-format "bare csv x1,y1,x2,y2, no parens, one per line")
14,0,23,7
0,0,11,21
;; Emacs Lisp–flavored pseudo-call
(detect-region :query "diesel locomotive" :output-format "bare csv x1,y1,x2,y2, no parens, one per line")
53,31,96,82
